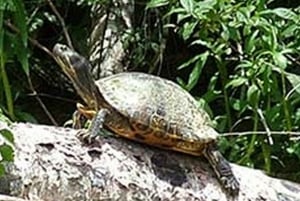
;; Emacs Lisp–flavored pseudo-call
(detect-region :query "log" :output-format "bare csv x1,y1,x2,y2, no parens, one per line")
0,122,299,201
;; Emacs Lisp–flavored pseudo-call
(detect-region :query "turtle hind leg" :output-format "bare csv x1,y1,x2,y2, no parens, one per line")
76,108,111,143
204,143,240,195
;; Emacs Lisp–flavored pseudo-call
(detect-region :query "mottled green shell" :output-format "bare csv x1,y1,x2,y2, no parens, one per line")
95,72,218,144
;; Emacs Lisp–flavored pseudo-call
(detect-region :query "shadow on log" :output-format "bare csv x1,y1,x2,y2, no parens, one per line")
0,122,300,201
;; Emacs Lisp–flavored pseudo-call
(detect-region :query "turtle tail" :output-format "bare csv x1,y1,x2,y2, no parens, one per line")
204,143,240,195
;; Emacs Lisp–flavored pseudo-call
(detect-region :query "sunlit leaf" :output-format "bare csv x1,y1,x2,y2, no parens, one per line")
286,73,300,96
12,0,29,75
273,52,287,69
245,30,259,54
269,27,277,52
261,8,298,21
182,21,198,40
247,84,260,107
146,0,169,9
180,0,194,13
186,51,209,91
177,54,202,70
0,144,14,161
0,129,14,144
220,23,229,41
226,77,248,88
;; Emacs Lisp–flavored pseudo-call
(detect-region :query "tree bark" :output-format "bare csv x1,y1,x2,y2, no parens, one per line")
88,0,134,79
0,122,300,201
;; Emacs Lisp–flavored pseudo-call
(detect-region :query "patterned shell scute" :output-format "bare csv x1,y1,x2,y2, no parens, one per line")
96,72,218,143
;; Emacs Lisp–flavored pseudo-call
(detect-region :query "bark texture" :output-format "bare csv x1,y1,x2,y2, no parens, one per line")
0,122,300,201
88,0,134,79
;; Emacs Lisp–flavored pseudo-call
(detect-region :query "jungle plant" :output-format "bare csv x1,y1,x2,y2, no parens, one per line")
147,0,300,179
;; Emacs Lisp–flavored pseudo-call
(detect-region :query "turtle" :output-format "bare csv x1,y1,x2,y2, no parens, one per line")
52,43,240,195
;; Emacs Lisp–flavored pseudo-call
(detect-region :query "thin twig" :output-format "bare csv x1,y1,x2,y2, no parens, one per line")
27,93,77,103
286,54,300,66
257,108,273,145
222,131,300,137
27,78,58,126
4,21,58,126
45,0,74,49
4,21,55,59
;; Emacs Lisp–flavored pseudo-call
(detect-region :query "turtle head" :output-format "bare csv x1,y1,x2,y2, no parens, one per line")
53,43,98,108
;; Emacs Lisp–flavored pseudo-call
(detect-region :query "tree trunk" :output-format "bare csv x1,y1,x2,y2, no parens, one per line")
88,0,134,79
0,121,299,201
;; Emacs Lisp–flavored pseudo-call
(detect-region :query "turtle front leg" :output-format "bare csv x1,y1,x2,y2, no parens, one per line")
204,143,240,196
76,108,110,143
71,110,88,129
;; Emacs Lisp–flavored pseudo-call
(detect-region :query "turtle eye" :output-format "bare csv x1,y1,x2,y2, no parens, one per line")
59,45,69,52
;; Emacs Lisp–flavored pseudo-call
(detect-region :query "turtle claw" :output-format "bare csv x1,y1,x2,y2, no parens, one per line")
75,109,112,144
204,144,240,196
220,176,240,195
76,128,115,144
76,129,96,144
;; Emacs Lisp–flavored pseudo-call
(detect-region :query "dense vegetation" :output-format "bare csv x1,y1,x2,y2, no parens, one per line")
0,0,300,182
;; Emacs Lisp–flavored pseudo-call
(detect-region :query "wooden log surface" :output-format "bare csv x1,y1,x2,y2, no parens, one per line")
0,122,300,201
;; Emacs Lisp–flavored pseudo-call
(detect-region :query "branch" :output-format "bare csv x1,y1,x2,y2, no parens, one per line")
46,0,74,49
4,21,58,126
0,122,299,201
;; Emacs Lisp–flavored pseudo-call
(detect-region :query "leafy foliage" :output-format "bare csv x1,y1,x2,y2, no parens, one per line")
0,0,300,182
0,0,30,121
0,108,14,176
146,0,300,179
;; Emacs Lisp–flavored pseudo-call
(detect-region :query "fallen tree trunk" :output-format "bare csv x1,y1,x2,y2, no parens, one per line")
0,122,299,201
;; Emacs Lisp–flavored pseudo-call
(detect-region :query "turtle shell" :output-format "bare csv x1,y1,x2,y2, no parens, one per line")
96,72,218,147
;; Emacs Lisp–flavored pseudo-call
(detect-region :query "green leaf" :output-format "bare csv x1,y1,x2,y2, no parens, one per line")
180,0,194,13
286,73,300,96
15,110,37,123
12,0,27,45
226,77,248,88
176,77,186,88
247,84,260,107
287,143,300,159
0,0,16,11
197,0,216,13
256,0,265,11
182,21,198,40
269,27,277,52
0,7,15,120
190,39,211,48
273,52,287,69
236,10,248,24
281,24,298,38
0,144,14,161
270,8,298,21
0,164,4,176
177,54,202,70
15,38,29,75
231,98,246,112
186,51,209,91
245,30,259,54
0,111,11,124
220,22,229,41
0,2,3,54
146,0,169,9
0,129,14,144
0,128,15,164
177,12,192,23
